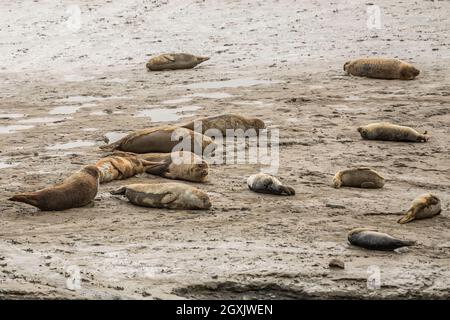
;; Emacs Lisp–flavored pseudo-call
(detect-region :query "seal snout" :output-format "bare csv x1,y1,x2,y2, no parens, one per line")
197,56,210,62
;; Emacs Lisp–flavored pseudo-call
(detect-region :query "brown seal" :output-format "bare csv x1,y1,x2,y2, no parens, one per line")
95,152,163,183
182,114,266,136
357,123,428,142
398,193,441,224
99,126,215,156
111,183,212,210
139,151,208,182
9,165,100,211
333,167,385,189
344,58,420,80
146,53,209,71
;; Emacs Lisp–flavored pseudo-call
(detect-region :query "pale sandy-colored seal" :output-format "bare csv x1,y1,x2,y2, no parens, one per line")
344,58,420,80
182,114,266,136
111,183,211,210
139,151,208,182
333,167,385,189
95,152,163,183
146,53,209,71
99,126,215,155
348,228,416,251
398,193,441,224
9,165,100,211
357,123,428,142
247,173,295,196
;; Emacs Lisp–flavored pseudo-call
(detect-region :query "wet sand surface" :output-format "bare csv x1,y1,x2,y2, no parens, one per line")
0,0,449,299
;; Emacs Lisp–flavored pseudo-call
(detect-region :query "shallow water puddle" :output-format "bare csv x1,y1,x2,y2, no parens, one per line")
63,75,95,82
189,92,235,99
49,106,84,115
0,124,34,134
0,113,25,119
183,78,280,89
136,105,201,122
104,131,128,144
46,140,96,150
61,95,130,103
0,161,17,169
162,98,193,105
18,116,71,124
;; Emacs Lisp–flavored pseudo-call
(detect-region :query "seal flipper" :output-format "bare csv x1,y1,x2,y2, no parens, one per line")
397,208,417,224
163,54,176,62
361,181,376,188
145,158,172,176
100,139,123,151
160,192,177,204
110,187,127,195
9,193,39,207
279,185,296,196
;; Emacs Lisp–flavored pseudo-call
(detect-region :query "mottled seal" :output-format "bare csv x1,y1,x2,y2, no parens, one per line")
182,114,266,136
140,151,208,182
344,58,420,80
146,53,209,71
398,193,441,224
111,183,211,210
357,123,428,142
247,173,295,196
9,165,100,211
100,126,215,155
333,167,385,189
95,152,163,183
348,228,416,251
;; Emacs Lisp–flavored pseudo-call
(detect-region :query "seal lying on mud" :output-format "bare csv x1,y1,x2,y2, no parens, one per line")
99,126,215,155
182,114,266,136
348,228,416,251
398,193,441,224
95,152,163,183
146,53,209,71
357,123,428,142
139,151,209,182
111,183,212,210
247,173,295,196
333,167,385,189
344,58,420,80
9,165,100,211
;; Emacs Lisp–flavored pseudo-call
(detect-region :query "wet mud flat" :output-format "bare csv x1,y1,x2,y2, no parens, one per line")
0,0,450,299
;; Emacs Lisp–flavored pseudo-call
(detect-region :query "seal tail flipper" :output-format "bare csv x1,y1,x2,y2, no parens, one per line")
99,140,122,151
9,193,39,207
197,56,210,63
110,187,127,195
399,239,416,247
279,185,296,196
397,209,415,224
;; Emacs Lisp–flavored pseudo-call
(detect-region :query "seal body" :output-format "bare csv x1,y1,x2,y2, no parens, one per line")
333,167,384,189
398,193,441,224
100,126,215,156
146,53,209,71
95,152,163,183
247,173,295,196
182,114,266,136
111,183,211,210
344,58,420,80
348,228,415,251
9,165,100,211
140,151,208,182
358,123,428,142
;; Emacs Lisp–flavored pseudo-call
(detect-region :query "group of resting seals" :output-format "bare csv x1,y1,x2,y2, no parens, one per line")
9,53,442,253
9,114,267,211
